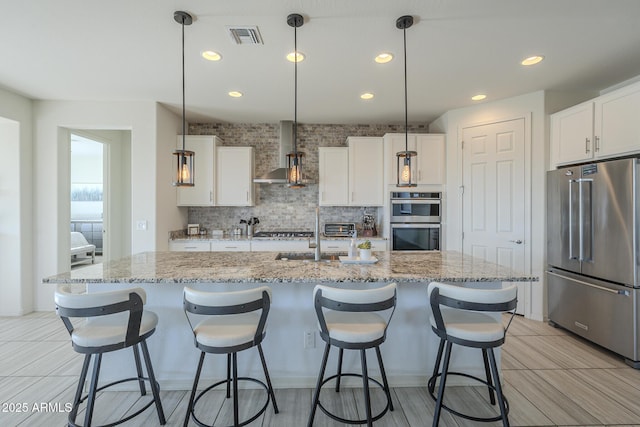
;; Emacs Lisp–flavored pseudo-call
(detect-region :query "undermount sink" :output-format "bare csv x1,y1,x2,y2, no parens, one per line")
275,252,347,262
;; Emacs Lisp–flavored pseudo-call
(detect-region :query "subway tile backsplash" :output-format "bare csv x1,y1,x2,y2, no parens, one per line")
187,122,428,233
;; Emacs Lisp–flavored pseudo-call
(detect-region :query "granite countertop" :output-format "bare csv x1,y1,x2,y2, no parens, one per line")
170,235,387,242
44,251,537,284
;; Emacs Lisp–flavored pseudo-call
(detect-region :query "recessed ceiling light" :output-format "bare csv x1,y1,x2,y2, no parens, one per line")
201,50,222,61
360,92,374,100
286,51,305,63
228,91,243,98
521,55,544,66
471,94,487,101
375,52,393,64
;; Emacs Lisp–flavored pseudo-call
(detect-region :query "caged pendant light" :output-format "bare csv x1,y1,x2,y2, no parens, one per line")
396,15,417,188
286,13,305,189
172,11,195,187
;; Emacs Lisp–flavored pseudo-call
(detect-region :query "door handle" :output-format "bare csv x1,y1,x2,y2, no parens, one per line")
509,239,523,244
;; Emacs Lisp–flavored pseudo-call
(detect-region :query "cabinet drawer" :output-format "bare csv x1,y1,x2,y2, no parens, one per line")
210,241,251,252
250,240,309,252
169,241,211,252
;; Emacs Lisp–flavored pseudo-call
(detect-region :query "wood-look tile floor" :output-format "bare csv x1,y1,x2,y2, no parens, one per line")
1,312,640,426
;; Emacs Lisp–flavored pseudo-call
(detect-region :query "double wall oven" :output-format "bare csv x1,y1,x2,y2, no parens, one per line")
390,192,441,251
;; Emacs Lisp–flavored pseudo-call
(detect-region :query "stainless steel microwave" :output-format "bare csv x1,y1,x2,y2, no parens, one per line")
390,192,441,223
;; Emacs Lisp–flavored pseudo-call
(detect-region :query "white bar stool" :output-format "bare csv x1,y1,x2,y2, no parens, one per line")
54,285,165,427
427,281,517,427
307,283,397,427
182,286,279,427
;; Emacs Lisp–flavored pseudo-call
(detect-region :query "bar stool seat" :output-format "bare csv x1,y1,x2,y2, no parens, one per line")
427,281,517,427
308,283,397,427
55,285,165,427
183,286,279,427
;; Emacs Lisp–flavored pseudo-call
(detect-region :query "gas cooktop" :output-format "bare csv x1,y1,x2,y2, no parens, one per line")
253,231,314,238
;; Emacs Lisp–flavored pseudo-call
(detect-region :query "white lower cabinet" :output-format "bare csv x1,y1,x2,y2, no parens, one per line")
250,240,310,252
168,241,211,252
210,241,251,252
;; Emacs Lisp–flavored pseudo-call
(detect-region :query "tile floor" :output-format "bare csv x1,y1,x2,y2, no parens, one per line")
1,312,640,426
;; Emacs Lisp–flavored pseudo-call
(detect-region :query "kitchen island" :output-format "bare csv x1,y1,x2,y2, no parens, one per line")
44,251,535,390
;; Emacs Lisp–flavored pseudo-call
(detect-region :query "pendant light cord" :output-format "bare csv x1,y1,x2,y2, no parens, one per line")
403,25,408,152
293,23,298,156
181,18,186,151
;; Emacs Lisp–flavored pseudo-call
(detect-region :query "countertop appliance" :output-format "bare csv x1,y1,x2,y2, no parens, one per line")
390,192,441,251
547,157,640,367
323,223,356,237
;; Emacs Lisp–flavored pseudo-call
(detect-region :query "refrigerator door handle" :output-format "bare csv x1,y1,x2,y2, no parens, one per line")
568,179,577,260
577,178,593,262
547,271,629,295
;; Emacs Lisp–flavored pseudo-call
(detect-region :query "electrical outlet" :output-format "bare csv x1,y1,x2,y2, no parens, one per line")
136,220,147,231
304,331,316,349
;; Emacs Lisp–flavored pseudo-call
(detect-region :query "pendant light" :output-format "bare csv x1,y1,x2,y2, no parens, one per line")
396,15,417,188
286,13,305,189
172,11,195,187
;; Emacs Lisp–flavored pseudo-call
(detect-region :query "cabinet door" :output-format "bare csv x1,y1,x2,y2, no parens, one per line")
595,83,640,158
216,147,254,206
415,134,445,184
177,136,216,206
319,147,349,206
386,133,417,185
348,137,384,206
550,102,594,166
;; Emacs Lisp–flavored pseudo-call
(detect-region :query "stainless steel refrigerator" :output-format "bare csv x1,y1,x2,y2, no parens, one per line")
547,157,640,367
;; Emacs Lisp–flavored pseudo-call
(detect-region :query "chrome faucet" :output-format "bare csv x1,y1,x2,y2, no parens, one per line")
309,206,321,261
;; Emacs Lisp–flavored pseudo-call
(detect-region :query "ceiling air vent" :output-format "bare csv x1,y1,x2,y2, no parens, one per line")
226,26,263,45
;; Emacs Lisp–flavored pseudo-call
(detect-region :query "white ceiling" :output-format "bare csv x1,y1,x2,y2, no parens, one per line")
3,0,640,124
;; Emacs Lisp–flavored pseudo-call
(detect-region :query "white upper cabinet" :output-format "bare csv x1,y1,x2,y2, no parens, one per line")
318,147,349,206
385,133,445,185
348,137,384,206
216,146,255,206
176,135,219,206
594,83,640,158
550,101,594,166
551,81,640,167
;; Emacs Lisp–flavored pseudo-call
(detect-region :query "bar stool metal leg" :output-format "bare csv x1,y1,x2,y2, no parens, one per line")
432,341,452,427
335,348,344,392
84,353,102,427
132,344,147,396
360,349,373,427
375,346,394,412
429,339,445,394
140,340,166,424
184,352,205,427
226,353,232,399
487,348,509,427
308,343,331,427
258,344,279,413
482,348,496,405
232,352,239,426
69,354,91,425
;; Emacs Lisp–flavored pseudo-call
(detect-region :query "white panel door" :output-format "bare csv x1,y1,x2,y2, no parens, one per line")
462,119,527,314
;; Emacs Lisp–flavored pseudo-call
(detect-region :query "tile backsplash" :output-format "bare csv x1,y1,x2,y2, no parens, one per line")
187,122,428,234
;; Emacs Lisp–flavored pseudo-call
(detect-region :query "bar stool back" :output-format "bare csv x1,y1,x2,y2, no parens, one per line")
427,281,517,427
182,286,278,427
308,283,397,427
54,285,165,427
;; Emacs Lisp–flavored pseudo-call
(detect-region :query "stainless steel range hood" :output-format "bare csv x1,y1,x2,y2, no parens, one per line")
253,120,313,184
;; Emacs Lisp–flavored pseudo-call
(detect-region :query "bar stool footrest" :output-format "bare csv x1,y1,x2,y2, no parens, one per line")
189,377,271,427
318,373,390,425
427,371,509,423
69,376,160,427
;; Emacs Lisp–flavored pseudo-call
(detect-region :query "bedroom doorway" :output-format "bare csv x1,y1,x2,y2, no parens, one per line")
69,129,131,267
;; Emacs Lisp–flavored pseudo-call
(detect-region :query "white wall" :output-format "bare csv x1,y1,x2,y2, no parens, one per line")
430,91,547,321
155,104,187,251
32,101,184,311
0,88,33,316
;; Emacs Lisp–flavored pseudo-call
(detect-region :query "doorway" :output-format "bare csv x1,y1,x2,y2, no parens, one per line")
461,118,530,315
68,129,131,267
70,134,105,266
